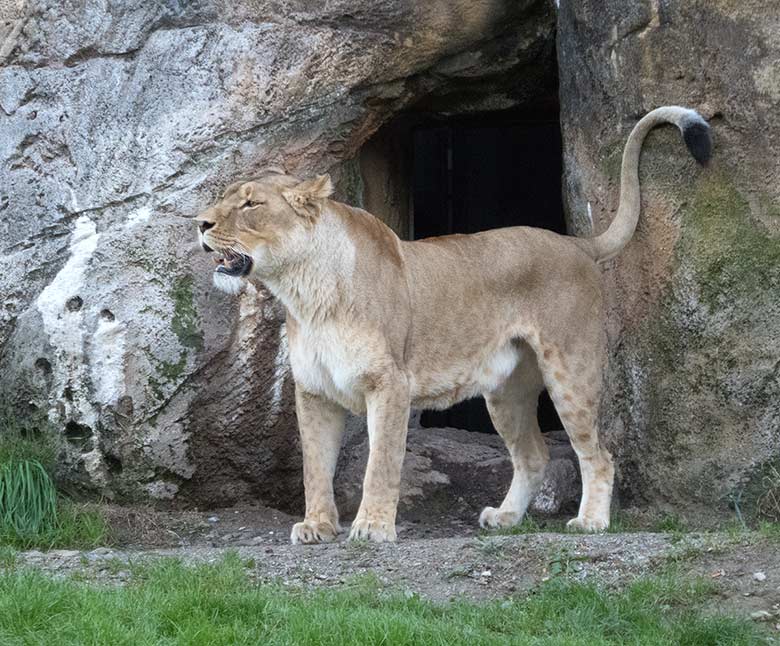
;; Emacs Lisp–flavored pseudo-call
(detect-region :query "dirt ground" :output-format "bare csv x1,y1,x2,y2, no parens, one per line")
6,502,779,636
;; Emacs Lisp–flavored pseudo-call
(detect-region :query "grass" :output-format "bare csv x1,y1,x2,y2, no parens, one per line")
545,546,592,577
480,510,780,542
0,553,765,645
0,458,58,540
0,404,109,550
0,493,109,551
480,511,691,538
758,520,780,542
0,545,17,568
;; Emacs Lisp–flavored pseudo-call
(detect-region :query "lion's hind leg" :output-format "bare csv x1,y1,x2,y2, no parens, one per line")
480,348,550,529
536,329,614,532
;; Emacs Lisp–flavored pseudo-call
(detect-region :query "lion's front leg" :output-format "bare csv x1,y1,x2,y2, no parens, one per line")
350,373,410,543
290,386,346,545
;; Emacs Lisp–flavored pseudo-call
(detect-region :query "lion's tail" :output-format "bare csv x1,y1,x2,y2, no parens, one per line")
579,106,712,263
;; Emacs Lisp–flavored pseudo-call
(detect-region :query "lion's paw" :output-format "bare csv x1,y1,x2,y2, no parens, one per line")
290,519,340,545
349,518,397,543
479,507,522,529
566,515,609,533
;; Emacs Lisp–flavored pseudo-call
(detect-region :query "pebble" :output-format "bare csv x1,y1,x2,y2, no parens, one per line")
750,610,773,622
753,571,767,582
207,516,219,523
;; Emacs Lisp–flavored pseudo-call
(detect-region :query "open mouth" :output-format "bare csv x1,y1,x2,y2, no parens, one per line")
214,250,253,277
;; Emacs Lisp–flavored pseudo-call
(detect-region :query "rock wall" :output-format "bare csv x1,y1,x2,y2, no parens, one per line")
0,0,555,506
557,0,780,518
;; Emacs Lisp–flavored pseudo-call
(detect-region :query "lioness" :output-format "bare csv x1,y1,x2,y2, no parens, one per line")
196,106,711,543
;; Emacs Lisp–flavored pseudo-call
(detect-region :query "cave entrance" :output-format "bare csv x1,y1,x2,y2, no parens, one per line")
356,106,566,434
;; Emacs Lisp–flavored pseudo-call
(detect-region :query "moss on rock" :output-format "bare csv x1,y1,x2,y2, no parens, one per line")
610,171,780,511
683,173,780,310
169,275,203,352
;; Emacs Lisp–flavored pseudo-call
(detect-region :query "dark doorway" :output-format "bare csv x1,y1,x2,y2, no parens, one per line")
412,108,565,434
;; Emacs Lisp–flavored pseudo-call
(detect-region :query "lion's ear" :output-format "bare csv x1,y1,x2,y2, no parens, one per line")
281,174,333,219
239,183,255,200
222,180,247,199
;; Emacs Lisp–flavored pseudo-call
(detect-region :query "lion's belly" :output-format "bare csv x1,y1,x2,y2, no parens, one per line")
410,340,523,410
290,324,523,414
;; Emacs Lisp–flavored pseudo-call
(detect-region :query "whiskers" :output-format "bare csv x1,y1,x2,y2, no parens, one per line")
228,241,252,258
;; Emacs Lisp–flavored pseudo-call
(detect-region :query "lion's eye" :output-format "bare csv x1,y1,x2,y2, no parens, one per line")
242,200,265,210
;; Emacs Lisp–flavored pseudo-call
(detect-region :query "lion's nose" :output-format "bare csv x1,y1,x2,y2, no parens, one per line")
199,221,215,233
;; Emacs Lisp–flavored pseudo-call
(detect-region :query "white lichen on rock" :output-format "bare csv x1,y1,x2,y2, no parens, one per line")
36,215,100,424
90,315,127,406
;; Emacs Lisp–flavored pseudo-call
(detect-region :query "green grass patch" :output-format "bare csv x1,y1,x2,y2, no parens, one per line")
0,554,765,645
0,404,109,550
480,516,565,537
0,545,17,569
0,499,109,550
0,458,58,541
758,520,780,543
654,513,689,535
480,511,690,538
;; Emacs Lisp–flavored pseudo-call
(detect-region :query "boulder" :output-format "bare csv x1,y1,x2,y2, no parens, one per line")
557,1,780,516
335,428,581,522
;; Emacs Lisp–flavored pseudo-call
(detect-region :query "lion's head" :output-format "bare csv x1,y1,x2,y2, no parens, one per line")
195,172,333,293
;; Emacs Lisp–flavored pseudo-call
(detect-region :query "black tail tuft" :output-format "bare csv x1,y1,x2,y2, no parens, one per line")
682,120,712,166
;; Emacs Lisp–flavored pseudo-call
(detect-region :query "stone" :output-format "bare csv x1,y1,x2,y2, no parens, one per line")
48,549,80,559
557,1,780,516
750,611,773,622
334,427,581,522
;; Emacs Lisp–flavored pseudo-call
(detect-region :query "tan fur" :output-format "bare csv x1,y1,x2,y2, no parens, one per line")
195,107,708,543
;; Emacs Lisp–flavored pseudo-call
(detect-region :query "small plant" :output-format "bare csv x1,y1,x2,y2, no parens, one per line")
480,515,564,536
546,546,590,577
757,520,780,542
0,403,109,549
445,565,471,580
475,535,504,556
0,545,17,568
655,513,688,534
0,459,58,542
345,537,371,554
757,465,780,523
